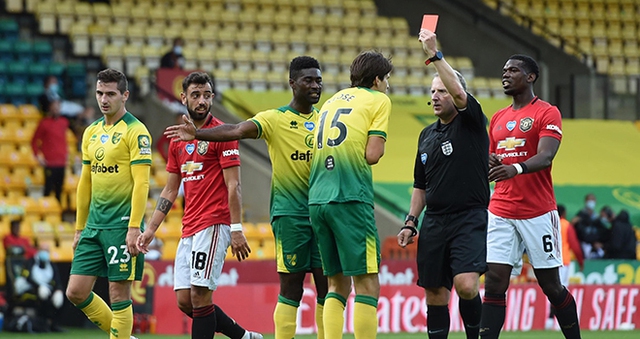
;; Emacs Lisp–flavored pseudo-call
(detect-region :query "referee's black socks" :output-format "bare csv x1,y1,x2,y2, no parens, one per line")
459,294,482,339
426,304,450,339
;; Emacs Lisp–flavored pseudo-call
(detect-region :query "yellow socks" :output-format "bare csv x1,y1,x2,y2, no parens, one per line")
76,292,112,333
353,295,378,339
110,300,133,339
323,292,347,339
274,296,299,339
316,298,325,339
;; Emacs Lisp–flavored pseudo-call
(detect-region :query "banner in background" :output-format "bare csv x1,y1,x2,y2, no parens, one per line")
156,69,193,102
132,260,640,334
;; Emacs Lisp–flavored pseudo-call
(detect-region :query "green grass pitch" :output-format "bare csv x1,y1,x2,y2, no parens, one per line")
1,329,640,338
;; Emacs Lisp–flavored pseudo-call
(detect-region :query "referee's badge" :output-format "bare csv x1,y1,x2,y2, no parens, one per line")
441,140,453,156
421,153,428,164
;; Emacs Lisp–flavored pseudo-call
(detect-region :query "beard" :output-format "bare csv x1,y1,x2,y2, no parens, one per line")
187,104,210,121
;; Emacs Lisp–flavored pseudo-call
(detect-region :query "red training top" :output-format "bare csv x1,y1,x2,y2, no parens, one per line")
31,116,69,167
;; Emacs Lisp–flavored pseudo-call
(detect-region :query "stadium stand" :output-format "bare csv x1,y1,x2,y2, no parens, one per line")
23,0,512,98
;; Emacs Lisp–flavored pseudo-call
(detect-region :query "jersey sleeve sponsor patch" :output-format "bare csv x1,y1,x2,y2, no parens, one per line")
138,135,151,155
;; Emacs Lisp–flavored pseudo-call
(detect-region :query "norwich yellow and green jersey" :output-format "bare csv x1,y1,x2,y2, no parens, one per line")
309,87,392,206
81,112,152,228
250,105,318,220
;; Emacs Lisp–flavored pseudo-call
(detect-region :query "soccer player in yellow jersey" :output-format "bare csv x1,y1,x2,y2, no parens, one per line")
165,57,328,339
66,69,151,339
309,51,392,338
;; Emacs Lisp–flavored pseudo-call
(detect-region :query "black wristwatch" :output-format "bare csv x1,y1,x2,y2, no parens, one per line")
404,214,419,225
424,51,443,66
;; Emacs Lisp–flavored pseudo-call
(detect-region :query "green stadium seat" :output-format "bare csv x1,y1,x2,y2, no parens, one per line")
28,63,48,84
32,41,53,63
66,63,87,99
0,40,13,62
3,82,27,106
0,19,19,41
8,62,28,85
25,83,44,106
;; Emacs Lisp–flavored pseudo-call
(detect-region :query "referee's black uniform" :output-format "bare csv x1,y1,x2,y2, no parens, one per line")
413,93,490,289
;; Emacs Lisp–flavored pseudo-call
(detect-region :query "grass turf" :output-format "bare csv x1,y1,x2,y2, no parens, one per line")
1,329,640,338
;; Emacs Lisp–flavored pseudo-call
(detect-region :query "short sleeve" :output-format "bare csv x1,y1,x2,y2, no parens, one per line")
368,94,392,139
250,109,276,141
166,141,180,174
128,124,153,166
216,140,241,169
538,106,563,141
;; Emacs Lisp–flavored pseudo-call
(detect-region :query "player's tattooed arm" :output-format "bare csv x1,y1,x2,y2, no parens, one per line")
156,197,173,214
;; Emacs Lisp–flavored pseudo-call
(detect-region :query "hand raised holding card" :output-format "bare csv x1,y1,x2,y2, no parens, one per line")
421,14,439,33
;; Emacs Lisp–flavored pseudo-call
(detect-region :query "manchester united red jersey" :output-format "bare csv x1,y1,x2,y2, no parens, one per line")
166,114,241,237
489,97,563,219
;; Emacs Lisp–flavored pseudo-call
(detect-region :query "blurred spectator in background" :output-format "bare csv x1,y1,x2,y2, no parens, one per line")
573,193,607,259
40,75,86,119
3,219,37,259
547,204,584,329
31,98,69,202
23,244,65,332
160,37,185,69
605,210,637,259
4,244,64,333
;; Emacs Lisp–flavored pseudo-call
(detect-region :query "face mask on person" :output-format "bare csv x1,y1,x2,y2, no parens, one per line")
48,83,59,93
37,250,50,263
586,200,596,210
173,46,183,55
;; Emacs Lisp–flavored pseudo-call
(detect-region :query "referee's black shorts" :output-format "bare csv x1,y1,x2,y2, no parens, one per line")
417,208,488,290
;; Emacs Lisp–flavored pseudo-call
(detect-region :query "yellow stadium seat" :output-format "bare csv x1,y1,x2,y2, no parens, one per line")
39,196,61,218
253,222,273,241
155,218,182,241
102,44,124,71
50,239,75,262
256,239,276,260
161,238,179,261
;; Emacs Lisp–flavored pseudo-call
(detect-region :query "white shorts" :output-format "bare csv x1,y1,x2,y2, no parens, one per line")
487,210,563,270
558,264,570,287
174,224,230,291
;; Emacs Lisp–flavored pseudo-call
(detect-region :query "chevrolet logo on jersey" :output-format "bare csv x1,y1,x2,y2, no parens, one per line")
497,137,526,151
181,161,203,175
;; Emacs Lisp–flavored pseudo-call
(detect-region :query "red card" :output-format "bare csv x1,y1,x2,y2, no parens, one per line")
421,14,439,32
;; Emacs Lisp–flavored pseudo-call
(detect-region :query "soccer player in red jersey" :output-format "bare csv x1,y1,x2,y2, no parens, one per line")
480,55,581,339
136,72,261,339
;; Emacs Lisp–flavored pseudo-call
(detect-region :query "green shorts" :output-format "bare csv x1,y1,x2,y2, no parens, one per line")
309,202,380,277
70,227,144,281
273,216,323,273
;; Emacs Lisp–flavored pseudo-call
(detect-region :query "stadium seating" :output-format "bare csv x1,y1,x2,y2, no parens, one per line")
483,0,640,78
21,0,512,98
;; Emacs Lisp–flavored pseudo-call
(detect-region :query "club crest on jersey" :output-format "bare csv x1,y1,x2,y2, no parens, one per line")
185,144,195,155
112,132,122,144
441,140,453,156
304,121,315,131
421,153,428,164
506,121,516,131
519,117,534,132
100,134,109,144
197,141,209,155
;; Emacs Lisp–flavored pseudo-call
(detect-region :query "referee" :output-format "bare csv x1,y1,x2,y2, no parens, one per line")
398,29,490,339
